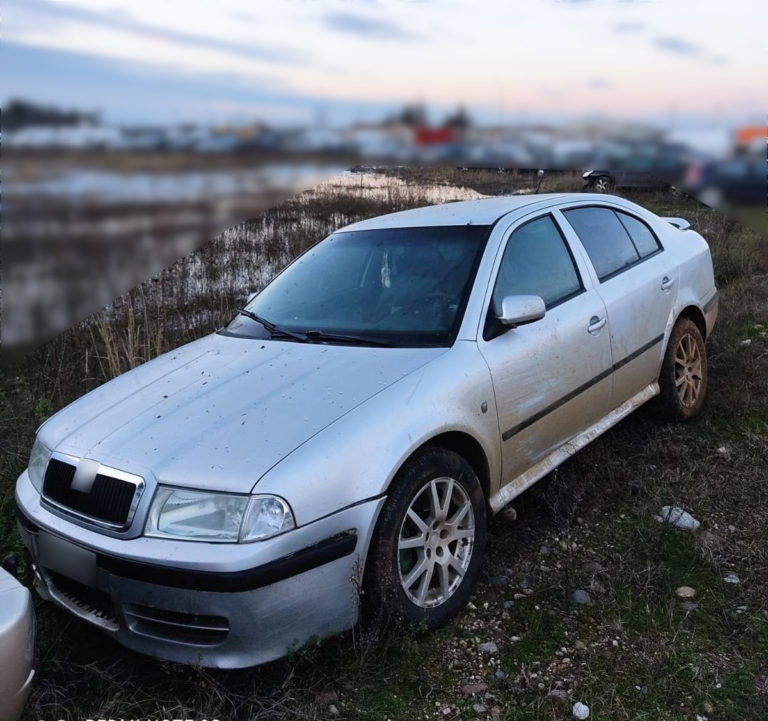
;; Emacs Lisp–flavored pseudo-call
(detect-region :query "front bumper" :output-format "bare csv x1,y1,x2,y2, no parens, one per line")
16,470,384,668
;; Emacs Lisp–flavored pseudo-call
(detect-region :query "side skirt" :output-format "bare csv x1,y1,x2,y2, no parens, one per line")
489,382,659,513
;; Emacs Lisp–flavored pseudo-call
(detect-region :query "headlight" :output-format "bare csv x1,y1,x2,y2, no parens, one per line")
582,169,594,179
28,437,52,493
145,487,295,543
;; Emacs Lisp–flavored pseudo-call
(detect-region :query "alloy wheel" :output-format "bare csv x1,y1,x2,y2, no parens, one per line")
594,177,611,193
397,477,475,608
674,332,703,407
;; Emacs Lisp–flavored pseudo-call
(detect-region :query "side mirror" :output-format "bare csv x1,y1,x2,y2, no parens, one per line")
246,291,258,305
497,295,546,327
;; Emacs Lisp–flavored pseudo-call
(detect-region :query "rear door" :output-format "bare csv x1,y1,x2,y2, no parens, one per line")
477,213,614,492
557,204,678,404
623,144,657,188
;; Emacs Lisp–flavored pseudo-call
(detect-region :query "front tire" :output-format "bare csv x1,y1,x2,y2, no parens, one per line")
364,447,486,628
658,317,708,421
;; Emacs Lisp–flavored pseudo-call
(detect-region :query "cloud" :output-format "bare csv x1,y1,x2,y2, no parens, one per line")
588,78,611,89
652,36,703,56
652,36,729,65
614,21,645,33
1,41,406,125
322,12,420,41
19,0,307,65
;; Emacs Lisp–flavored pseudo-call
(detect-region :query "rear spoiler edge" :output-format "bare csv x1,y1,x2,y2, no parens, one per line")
662,217,691,231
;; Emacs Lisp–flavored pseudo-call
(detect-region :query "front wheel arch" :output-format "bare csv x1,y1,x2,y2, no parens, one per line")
353,430,492,597
419,431,492,505
362,445,487,627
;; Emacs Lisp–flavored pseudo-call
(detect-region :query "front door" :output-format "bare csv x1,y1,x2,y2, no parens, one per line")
478,214,614,494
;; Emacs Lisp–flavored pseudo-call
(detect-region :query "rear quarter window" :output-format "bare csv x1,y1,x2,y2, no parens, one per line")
563,207,639,280
615,211,661,258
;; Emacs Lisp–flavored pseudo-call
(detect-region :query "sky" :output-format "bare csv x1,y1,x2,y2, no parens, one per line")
5,0,766,127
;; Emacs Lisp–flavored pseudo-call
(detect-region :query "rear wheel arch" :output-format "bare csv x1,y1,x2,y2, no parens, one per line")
592,174,614,192
657,314,708,421
678,304,707,341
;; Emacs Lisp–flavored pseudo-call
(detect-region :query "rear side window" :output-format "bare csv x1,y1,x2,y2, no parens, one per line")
563,207,639,280
492,215,582,312
615,211,661,258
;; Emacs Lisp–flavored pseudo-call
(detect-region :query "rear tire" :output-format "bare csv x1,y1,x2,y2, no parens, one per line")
364,447,486,629
658,318,708,421
593,175,614,193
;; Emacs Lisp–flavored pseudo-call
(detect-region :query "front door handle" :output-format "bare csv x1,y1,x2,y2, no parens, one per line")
588,315,606,334
661,276,675,291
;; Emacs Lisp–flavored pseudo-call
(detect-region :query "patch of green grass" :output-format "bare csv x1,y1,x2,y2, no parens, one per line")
358,686,416,721
502,603,565,665
706,406,768,439
616,589,673,636
713,668,762,720
733,205,768,235
655,528,711,585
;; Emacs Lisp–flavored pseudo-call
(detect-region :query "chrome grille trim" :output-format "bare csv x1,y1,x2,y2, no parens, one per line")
41,451,146,532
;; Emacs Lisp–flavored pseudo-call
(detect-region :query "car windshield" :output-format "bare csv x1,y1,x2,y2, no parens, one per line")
223,225,491,347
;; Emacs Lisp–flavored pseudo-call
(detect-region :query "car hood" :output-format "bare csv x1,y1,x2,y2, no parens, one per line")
41,333,445,493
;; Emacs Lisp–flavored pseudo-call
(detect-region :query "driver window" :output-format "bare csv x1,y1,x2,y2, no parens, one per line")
492,215,582,314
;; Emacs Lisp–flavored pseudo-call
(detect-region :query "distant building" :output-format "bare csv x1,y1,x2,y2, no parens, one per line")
3,98,99,131
734,125,766,155
344,122,412,158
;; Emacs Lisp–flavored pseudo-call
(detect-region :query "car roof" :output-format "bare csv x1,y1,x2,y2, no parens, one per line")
337,192,625,231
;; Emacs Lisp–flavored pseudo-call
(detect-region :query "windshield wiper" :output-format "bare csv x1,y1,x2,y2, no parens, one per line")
236,311,391,346
236,309,310,343
304,330,392,347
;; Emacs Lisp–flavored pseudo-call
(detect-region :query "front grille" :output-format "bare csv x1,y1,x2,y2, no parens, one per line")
43,457,138,527
124,603,229,646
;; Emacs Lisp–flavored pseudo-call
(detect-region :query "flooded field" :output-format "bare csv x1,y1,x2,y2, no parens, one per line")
3,150,344,350
83,170,486,377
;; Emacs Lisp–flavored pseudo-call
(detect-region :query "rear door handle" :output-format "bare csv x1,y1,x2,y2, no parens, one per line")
661,276,675,291
588,316,606,334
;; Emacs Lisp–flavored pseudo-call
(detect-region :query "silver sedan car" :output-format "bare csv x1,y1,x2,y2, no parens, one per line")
16,193,717,668
0,566,36,721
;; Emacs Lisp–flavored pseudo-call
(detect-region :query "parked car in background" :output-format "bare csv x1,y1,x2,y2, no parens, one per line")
16,194,717,668
582,141,690,192
683,158,767,207
0,564,36,721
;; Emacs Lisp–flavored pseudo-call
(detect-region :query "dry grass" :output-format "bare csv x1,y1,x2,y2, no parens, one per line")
1,168,767,721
